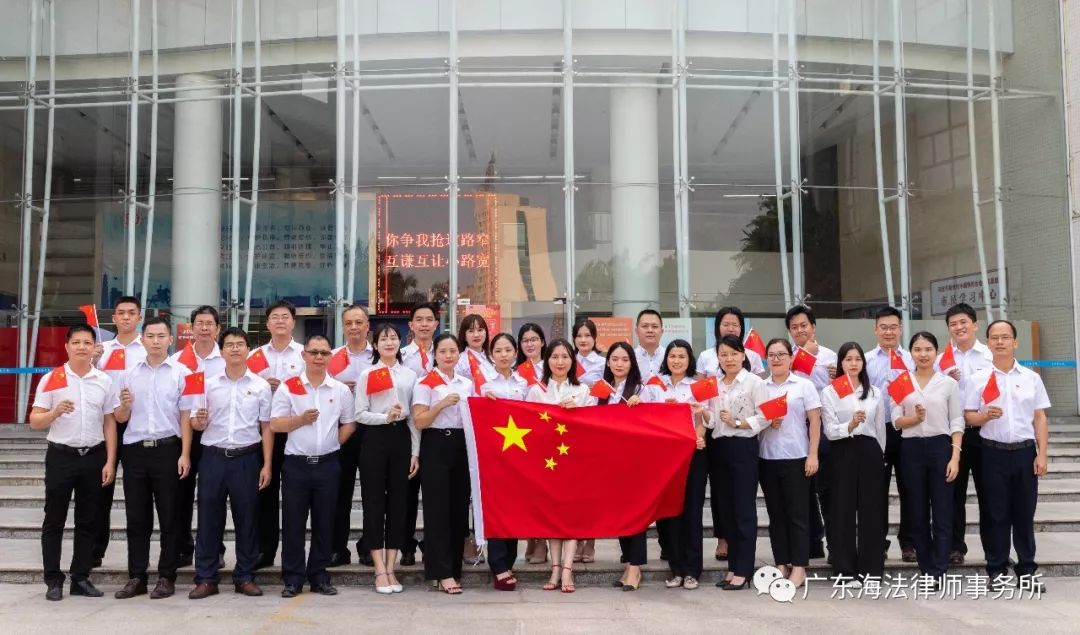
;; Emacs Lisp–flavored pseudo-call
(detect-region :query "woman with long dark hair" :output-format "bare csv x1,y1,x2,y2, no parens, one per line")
573,318,605,386
454,314,495,383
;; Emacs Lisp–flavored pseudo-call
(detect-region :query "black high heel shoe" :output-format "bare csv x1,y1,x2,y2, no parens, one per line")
719,578,749,591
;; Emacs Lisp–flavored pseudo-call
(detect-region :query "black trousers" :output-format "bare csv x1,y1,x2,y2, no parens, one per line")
901,435,954,577
759,457,811,567
332,429,362,558
360,423,411,551
830,435,886,579
487,539,519,576
808,436,832,551
281,454,340,588
420,429,470,581
710,436,758,578
178,429,202,557
705,433,726,541
951,427,987,555
618,532,648,567
257,432,287,561
121,441,181,581
42,443,105,586
981,443,1039,579
93,421,124,561
404,467,422,555
883,422,913,550
664,448,708,579
195,449,260,585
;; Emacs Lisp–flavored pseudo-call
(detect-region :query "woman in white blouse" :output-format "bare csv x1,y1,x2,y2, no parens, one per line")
821,342,887,585
702,335,770,590
482,333,530,591
411,333,475,595
526,338,592,593
573,318,605,386
892,331,964,581
758,338,821,588
454,313,496,382
354,323,419,594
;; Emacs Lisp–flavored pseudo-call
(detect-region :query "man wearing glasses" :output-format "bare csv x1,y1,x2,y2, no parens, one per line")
269,335,358,597
865,306,915,563
250,300,306,569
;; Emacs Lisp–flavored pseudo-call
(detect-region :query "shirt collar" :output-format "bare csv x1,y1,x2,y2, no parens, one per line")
766,373,798,387
198,343,223,360
64,362,106,381
266,339,301,354
345,342,373,356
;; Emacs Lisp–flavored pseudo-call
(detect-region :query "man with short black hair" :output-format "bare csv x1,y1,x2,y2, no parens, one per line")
633,309,665,378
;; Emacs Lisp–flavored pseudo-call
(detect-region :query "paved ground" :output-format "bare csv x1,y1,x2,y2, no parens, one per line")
0,578,1076,634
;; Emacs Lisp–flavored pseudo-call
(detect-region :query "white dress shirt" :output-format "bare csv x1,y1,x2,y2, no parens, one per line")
934,340,993,398
793,344,838,392
122,358,195,444
599,379,649,405
758,374,821,460
697,347,765,378
401,341,435,377
412,370,474,430
201,370,273,449
645,375,696,404
33,364,120,447
866,346,914,423
168,342,225,377
821,382,888,452
703,369,769,438
575,351,605,385
891,372,965,438
271,373,356,456
964,362,1051,443
355,362,419,455
329,342,375,385
634,345,665,379
526,378,593,407
481,371,529,401
98,335,147,384
251,339,305,380
455,348,497,384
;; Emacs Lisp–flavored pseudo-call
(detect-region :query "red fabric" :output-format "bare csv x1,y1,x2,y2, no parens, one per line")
588,380,614,401
831,374,855,399
575,363,586,379
982,373,1001,404
102,349,126,371
939,344,957,372
689,376,719,402
517,360,541,388
42,367,68,392
467,351,487,395
365,367,395,395
78,305,98,328
285,376,307,396
888,371,915,405
744,329,766,359
791,348,816,375
419,346,429,369
419,371,446,389
177,343,198,372
246,349,270,374
889,348,908,371
467,398,695,538
645,375,667,392
182,372,205,396
759,393,788,420
328,348,349,377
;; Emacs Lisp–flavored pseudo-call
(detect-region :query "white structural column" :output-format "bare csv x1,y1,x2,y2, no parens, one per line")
171,74,223,319
610,84,660,318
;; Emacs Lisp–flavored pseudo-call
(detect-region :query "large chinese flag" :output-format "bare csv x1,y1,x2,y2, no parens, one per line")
464,398,696,541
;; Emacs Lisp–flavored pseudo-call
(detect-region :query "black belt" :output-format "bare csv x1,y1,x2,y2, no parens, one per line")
425,428,463,436
124,436,180,449
205,442,262,458
48,441,104,457
287,450,340,464
982,439,1036,451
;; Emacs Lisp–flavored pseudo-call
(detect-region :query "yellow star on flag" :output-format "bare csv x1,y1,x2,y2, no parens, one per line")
493,416,532,452
545,457,557,470
557,443,569,456
555,423,567,435
539,411,551,422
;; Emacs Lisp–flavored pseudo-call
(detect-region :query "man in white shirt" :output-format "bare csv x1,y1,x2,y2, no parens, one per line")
964,320,1050,590
936,303,994,565
29,325,126,601
113,316,195,600
188,327,273,600
785,304,837,561
251,299,306,569
399,302,439,566
328,304,374,568
170,305,225,568
865,306,916,562
634,309,665,379
271,335,358,597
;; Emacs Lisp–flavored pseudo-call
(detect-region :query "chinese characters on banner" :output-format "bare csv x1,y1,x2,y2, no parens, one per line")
592,317,634,352
929,270,1006,316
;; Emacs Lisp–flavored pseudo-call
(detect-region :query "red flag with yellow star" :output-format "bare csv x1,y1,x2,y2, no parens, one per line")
463,397,696,541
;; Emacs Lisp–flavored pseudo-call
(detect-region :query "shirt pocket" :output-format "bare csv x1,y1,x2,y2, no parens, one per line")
240,391,263,422
1011,380,1036,413
83,384,108,415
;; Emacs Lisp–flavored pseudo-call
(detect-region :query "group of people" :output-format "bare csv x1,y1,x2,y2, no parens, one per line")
29,295,1050,601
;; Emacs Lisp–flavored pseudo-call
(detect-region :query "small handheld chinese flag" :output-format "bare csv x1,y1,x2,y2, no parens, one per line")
366,367,394,395
178,343,199,372
938,345,957,372
690,376,719,402
419,370,446,390
759,393,788,420
982,373,1001,404
247,348,270,374
285,376,307,396
42,366,68,392
575,362,586,379
889,348,908,371
78,305,99,327
328,348,349,377
888,371,916,405
182,372,205,396
791,348,817,375
645,375,668,392
517,360,542,388
467,351,487,395
589,379,615,401
831,373,855,400
103,348,126,371
744,329,766,359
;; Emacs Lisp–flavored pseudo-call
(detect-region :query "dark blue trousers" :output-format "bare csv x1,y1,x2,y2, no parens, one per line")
981,443,1038,579
901,435,954,577
281,454,340,588
951,427,987,555
195,449,261,585
712,436,759,578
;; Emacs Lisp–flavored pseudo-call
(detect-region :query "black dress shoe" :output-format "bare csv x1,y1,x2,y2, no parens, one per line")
400,552,416,566
311,582,338,596
45,585,63,601
281,585,300,598
719,579,750,591
949,551,965,566
329,552,352,568
901,546,917,563
70,579,104,597
114,578,148,599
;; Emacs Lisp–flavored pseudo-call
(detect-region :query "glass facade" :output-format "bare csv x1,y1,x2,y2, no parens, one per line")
0,0,1075,417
